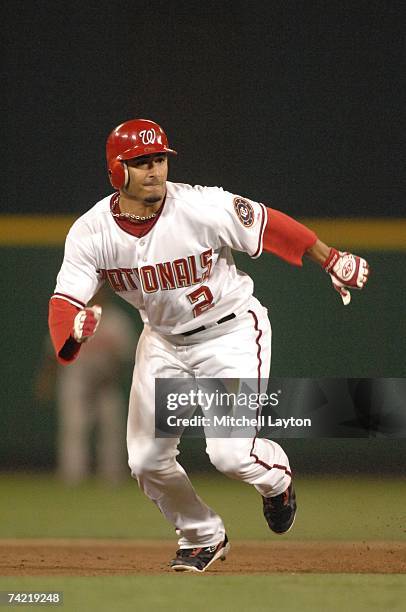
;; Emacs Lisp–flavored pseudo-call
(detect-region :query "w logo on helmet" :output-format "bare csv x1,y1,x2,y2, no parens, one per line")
139,129,156,145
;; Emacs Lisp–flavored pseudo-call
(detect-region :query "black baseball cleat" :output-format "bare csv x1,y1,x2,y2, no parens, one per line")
262,482,297,534
170,534,230,573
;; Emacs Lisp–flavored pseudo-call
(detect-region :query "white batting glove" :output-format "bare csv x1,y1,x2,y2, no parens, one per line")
323,248,370,306
73,305,102,342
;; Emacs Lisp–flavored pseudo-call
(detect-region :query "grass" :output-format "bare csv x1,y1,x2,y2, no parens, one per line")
1,474,404,612
0,473,405,541
0,575,405,612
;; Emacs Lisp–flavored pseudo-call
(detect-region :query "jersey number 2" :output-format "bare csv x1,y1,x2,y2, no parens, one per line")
187,286,214,318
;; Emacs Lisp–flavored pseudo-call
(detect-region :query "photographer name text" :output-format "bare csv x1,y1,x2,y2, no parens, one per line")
166,415,311,428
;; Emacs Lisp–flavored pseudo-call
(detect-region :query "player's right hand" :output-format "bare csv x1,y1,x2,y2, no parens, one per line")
73,305,102,342
323,248,370,306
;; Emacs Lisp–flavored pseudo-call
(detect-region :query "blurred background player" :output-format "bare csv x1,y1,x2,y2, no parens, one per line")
36,287,136,485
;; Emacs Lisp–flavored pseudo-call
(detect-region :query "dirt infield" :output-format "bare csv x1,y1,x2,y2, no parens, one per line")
1,539,405,575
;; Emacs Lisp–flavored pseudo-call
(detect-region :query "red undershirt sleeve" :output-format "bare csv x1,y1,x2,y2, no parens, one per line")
263,207,318,266
48,298,82,365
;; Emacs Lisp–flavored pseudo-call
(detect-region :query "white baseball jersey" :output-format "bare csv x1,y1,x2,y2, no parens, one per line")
54,182,267,335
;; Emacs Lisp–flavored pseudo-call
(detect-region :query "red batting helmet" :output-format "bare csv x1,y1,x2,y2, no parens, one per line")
106,118,177,189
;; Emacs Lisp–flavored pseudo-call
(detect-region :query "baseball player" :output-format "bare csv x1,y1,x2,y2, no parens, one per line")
48,119,369,572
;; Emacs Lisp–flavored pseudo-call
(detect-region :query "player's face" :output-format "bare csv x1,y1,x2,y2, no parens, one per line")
124,153,168,205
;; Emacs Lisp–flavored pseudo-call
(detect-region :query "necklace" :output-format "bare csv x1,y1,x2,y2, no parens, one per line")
111,195,158,223
111,210,157,222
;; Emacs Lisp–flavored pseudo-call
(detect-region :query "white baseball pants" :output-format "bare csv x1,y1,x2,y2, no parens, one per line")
127,297,291,547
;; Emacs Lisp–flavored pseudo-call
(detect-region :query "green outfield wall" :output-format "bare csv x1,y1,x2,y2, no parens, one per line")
1,217,405,472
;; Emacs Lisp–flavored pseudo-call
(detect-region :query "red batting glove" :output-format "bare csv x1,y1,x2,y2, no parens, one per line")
323,248,370,305
73,305,102,342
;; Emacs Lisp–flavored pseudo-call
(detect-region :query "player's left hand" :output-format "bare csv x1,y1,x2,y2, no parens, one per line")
323,248,370,305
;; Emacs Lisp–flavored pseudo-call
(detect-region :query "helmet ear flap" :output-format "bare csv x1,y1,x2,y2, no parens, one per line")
109,160,128,189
